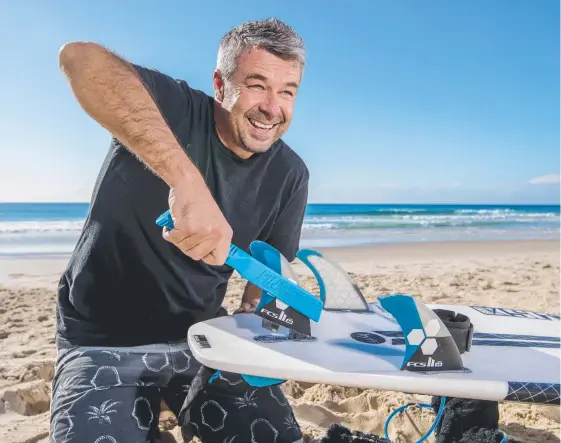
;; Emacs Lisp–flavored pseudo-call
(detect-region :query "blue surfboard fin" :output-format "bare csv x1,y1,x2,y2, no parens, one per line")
249,241,313,339
207,370,285,388
240,374,286,387
233,241,317,387
378,294,465,371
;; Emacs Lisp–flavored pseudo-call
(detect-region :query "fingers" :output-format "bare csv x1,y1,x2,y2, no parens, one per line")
162,221,231,265
207,238,231,265
242,302,254,312
233,303,253,314
182,238,217,262
162,226,204,254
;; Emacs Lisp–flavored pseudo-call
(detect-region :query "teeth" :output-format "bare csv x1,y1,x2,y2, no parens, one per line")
249,118,274,130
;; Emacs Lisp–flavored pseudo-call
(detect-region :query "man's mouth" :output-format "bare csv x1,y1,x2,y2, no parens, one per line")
248,118,277,131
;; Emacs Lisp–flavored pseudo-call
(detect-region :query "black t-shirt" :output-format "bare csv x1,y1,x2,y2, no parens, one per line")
55,64,309,347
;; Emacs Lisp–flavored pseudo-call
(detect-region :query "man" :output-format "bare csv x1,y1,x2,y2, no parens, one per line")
50,18,309,443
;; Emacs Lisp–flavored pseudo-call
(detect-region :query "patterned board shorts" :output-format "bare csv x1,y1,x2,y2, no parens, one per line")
49,341,303,443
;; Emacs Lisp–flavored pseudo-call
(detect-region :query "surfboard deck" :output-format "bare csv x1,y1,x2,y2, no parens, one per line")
188,301,560,405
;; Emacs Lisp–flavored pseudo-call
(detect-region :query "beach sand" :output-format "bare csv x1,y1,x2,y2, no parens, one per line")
0,239,559,442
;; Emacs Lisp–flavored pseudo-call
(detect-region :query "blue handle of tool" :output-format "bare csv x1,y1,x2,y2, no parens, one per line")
155,210,323,322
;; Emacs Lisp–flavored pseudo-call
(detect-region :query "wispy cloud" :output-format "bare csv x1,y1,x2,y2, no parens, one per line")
529,174,560,185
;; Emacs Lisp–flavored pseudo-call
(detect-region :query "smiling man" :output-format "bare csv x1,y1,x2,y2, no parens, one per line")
52,18,309,443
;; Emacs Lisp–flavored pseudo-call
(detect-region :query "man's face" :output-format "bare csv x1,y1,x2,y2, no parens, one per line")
214,48,302,156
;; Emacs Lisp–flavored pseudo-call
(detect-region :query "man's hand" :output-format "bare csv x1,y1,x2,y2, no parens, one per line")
234,282,262,314
162,180,233,265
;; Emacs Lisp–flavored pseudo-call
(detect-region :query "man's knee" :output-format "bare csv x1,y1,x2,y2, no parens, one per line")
179,369,302,443
50,345,166,442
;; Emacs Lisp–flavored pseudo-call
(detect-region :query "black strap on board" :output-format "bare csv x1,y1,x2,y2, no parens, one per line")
433,309,474,354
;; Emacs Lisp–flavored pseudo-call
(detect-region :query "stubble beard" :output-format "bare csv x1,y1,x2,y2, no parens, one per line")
236,119,277,154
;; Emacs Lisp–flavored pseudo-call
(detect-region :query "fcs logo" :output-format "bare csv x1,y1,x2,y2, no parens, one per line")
406,357,443,368
261,309,294,325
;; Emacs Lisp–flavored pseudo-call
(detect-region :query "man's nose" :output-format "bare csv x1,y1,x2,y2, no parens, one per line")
258,92,282,119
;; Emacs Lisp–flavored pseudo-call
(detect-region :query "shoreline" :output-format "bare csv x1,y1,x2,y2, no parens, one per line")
314,238,559,262
0,236,557,259
0,238,558,288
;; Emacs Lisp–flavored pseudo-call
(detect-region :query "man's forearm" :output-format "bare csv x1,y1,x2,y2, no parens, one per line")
58,41,200,188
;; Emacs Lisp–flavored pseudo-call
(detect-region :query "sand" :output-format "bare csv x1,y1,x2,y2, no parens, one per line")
0,239,559,442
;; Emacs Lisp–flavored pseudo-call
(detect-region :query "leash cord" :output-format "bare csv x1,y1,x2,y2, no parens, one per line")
383,396,508,443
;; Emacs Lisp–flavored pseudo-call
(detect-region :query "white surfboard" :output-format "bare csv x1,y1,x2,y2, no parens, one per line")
187,247,560,405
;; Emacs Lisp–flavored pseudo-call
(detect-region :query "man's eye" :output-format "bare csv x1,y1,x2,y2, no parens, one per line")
249,84,265,90
282,90,294,96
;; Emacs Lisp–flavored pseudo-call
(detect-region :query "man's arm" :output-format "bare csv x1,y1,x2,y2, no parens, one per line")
58,41,197,188
58,41,232,264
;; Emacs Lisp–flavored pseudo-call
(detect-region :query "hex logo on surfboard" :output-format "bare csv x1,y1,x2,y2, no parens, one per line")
406,319,441,356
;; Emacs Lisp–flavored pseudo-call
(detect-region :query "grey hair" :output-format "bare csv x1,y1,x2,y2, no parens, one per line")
217,18,305,80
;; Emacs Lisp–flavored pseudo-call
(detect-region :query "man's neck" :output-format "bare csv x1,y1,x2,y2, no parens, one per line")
212,100,253,160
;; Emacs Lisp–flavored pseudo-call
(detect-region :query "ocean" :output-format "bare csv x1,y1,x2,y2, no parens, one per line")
0,202,559,257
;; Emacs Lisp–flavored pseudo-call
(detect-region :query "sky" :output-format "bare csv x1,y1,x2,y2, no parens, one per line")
0,0,559,204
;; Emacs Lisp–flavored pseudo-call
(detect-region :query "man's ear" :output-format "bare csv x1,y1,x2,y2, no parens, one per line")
213,69,225,102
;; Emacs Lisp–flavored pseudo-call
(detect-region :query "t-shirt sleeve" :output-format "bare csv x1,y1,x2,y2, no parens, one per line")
266,178,309,263
129,63,194,136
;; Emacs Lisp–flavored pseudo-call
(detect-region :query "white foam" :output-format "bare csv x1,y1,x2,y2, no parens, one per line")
0,220,85,234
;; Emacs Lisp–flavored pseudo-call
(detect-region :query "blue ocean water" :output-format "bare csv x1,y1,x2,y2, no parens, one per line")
0,202,559,256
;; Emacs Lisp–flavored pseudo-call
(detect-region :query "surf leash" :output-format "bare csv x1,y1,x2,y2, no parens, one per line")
384,396,446,443
384,396,508,443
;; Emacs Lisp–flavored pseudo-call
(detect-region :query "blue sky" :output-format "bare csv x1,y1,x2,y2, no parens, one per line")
0,0,559,204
